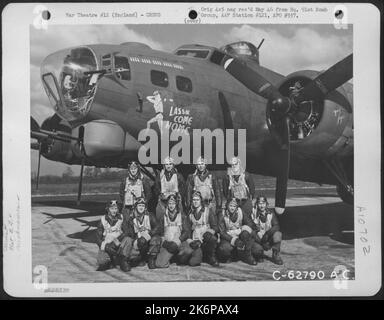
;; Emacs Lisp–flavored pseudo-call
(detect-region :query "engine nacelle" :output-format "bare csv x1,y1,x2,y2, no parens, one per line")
82,120,142,158
40,116,77,163
273,70,353,158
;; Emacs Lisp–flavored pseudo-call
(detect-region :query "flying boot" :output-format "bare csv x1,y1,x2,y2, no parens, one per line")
272,249,283,265
119,256,131,272
147,254,157,269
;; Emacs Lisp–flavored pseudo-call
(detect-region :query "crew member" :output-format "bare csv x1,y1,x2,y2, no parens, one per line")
153,194,190,268
217,198,260,265
154,156,186,216
178,191,219,267
222,157,255,215
186,156,222,214
120,161,152,217
95,200,131,272
250,196,283,265
124,197,161,269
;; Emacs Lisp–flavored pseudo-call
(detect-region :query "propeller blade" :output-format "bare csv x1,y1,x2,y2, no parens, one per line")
223,58,283,101
31,142,40,150
295,54,353,104
31,117,40,132
77,158,85,206
77,127,86,206
274,116,290,214
218,91,234,129
36,143,42,190
223,57,291,115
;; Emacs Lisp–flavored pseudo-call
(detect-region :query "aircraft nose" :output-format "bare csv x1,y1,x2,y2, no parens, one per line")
40,46,99,124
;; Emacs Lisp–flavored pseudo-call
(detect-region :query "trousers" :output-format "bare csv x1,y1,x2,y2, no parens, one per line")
96,236,131,266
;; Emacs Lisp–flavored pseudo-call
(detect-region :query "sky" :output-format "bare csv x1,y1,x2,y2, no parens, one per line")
30,24,353,176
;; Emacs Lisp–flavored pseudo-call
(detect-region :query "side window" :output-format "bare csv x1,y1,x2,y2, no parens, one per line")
102,54,112,72
150,70,169,87
42,73,60,104
176,75,193,93
114,56,131,81
210,50,226,65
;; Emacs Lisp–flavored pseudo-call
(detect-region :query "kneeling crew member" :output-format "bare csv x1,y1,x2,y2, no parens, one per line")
178,191,219,267
95,200,131,272
125,197,161,269
154,194,190,268
217,198,260,265
251,196,283,265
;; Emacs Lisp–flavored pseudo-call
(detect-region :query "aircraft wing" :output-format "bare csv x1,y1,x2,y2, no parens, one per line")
31,115,79,145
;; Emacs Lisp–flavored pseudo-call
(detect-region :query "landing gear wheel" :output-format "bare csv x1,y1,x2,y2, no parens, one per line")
336,184,354,205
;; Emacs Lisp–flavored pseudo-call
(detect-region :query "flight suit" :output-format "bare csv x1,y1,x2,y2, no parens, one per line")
120,172,152,216
178,206,219,266
217,207,261,265
95,213,131,270
186,170,222,215
154,169,186,215
123,210,161,267
249,207,283,264
222,169,255,215
154,208,190,268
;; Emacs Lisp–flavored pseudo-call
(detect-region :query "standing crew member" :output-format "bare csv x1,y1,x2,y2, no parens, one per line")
153,194,190,268
178,191,219,267
124,197,161,269
154,156,186,216
250,196,283,265
217,198,260,265
120,161,152,217
222,157,255,215
186,156,222,214
95,200,131,272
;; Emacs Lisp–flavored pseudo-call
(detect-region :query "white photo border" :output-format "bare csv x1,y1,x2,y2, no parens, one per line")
2,2,381,297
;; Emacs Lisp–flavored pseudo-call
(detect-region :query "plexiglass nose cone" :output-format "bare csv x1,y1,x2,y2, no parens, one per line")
41,46,99,123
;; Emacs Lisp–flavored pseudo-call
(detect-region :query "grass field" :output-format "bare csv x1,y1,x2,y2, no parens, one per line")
31,175,333,196
32,181,120,195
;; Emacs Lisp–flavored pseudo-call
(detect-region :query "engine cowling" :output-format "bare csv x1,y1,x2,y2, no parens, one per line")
268,70,353,158
40,116,78,163
81,120,142,159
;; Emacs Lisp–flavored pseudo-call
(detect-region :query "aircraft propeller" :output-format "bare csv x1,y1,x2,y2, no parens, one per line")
223,53,353,213
31,117,42,189
31,115,86,204
76,126,85,206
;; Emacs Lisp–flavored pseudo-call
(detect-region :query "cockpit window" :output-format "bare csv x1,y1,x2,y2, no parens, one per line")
223,42,258,56
210,50,226,65
150,70,169,87
176,49,210,59
176,76,193,93
114,56,131,81
220,41,260,64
